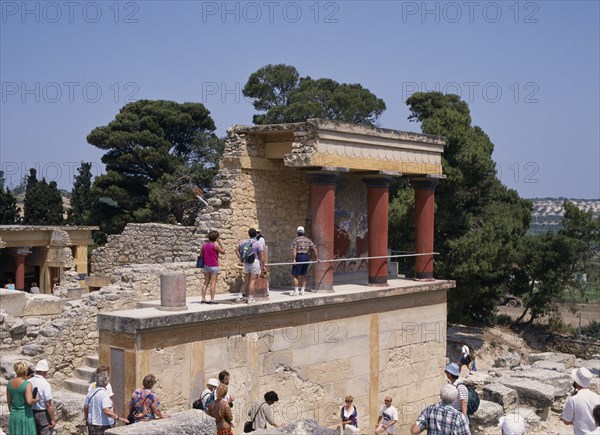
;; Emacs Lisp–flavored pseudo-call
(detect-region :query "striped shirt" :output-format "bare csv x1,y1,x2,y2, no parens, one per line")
291,236,316,254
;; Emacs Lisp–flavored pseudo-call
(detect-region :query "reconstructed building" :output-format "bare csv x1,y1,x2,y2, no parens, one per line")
0,225,97,293
97,120,456,433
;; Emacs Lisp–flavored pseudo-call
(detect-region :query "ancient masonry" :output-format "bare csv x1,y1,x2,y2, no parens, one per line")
2,119,455,434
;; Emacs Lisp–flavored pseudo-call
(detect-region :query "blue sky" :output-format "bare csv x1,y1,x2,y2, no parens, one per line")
1,0,599,199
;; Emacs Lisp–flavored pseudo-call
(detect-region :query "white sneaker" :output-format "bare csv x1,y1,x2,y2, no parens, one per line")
291,290,299,296
246,297,256,304
235,296,246,303
299,289,305,295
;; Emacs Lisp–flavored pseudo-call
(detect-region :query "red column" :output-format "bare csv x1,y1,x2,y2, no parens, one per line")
12,253,27,290
307,172,338,292
364,176,393,285
411,179,439,280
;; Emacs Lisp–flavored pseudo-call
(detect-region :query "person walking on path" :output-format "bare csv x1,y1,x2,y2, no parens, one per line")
561,367,600,435
375,396,398,434
459,341,472,374
200,230,225,304
411,384,471,435
29,359,56,434
445,362,469,423
236,228,265,304
290,226,319,296
6,361,36,435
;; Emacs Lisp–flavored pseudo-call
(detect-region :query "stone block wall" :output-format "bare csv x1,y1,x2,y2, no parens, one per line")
91,223,200,276
98,284,449,434
196,128,310,290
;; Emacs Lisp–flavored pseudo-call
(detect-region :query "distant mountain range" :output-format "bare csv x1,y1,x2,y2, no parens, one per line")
529,198,600,234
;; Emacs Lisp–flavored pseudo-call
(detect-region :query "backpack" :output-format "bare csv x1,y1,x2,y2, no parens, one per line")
193,391,214,411
240,239,256,264
464,384,480,415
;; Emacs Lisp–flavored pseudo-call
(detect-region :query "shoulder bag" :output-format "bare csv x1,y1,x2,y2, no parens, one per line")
244,402,265,433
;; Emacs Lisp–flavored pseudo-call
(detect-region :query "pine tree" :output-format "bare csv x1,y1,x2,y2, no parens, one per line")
68,162,93,225
0,171,20,224
23,168,64,225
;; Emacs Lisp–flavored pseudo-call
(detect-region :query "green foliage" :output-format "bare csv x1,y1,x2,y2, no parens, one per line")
580,320,600,339
22,168,64,225
546,316,576,335
0,171,20,224
67,162,93,225
393,92,532,323
87,100,222,235
495,314,513,326
510,201,599,324
243,64,386,126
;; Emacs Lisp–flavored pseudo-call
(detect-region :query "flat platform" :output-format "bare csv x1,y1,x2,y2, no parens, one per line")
98,278,455,334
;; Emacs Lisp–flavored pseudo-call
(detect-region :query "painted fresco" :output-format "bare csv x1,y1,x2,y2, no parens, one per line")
334,174,368,277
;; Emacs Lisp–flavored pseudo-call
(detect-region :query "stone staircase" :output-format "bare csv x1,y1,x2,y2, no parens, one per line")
63,354,98,395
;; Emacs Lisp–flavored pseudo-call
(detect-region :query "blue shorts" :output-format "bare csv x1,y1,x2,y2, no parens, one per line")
203,266,219,274
292,253,310,276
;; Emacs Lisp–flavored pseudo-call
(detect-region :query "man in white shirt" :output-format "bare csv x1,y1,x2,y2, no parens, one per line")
375,396,398,434
561,367,600,435
459,340,471,373
29,359,56,434
84,373,127,432
212,370,235,408
198,378,219,409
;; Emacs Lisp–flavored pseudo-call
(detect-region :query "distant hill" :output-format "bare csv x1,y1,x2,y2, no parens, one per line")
529,198,600,234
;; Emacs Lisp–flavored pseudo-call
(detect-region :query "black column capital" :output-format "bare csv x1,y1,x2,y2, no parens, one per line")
306,172,340,185
409,178,440,191
362,176,394,188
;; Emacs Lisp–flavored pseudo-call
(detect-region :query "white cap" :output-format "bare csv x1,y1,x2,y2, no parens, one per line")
499,414,525,435
571,367,593,388
297,226,305,233
207,378,219,387
34,359,49,372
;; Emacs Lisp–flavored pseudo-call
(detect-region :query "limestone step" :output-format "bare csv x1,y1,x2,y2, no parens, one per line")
63,376,92,395
75,365,96,383
85,354,99,368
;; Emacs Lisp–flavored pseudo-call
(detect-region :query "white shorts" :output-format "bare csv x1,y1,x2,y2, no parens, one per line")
244,260,261,275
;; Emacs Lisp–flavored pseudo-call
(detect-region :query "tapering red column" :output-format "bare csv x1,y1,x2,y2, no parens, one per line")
307,172,339,293
12,252,27,290
411,179,439,280
364,176,393,285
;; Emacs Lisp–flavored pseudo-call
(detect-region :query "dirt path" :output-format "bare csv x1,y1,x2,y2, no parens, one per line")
497,303,599,328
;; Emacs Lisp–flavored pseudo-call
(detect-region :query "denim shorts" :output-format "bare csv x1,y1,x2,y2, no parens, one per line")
203,266,219,274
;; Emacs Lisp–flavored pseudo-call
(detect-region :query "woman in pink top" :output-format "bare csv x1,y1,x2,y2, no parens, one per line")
201,230,225,304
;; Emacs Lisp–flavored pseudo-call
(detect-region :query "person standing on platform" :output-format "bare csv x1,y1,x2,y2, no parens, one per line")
290,226,319,296
200,230,226,304
236,228,265,304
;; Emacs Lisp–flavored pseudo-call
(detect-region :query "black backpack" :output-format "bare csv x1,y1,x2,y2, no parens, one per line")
460,382,480,415
193,391,214,411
